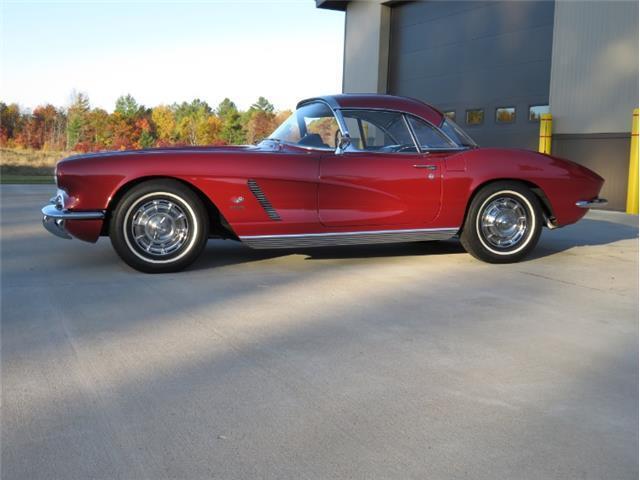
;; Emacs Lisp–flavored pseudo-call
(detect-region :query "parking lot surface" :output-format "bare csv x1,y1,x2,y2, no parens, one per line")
1,184,638,479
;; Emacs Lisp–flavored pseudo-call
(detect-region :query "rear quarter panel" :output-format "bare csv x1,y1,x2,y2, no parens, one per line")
437,148,604,228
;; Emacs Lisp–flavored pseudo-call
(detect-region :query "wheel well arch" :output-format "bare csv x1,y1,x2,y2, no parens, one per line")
461,178,556,231
102,176,235,238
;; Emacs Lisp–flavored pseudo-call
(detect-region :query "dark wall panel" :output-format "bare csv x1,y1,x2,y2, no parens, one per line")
388,1,555,150
552,134,631,211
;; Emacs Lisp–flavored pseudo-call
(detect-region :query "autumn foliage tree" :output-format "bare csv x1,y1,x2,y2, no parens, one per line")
246,111,277,144
217,98,246,145
244,97,278,144
1,102,67,150
151,105,176,144
86,108,111,150
0,103,23,146
66,92,90,150
0,94,286,152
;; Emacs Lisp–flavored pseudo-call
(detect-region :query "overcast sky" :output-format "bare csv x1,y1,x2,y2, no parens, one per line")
1,1,345,112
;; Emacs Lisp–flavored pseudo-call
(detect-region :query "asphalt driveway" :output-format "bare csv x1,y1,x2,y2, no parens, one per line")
1,184,638,479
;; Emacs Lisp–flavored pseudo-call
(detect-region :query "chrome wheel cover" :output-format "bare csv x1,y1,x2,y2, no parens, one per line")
129,199,189,256
479,196,528,249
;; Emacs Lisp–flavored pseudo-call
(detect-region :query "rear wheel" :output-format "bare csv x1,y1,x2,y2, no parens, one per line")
109,180,209,273
460,181,542,263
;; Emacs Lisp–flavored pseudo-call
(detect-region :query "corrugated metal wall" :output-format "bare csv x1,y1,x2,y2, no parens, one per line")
552,134,631,210
549,0,638,210
387,1,555,150
549,1,639,134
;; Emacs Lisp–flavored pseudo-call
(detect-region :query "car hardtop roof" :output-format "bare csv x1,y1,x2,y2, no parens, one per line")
297,94,444,126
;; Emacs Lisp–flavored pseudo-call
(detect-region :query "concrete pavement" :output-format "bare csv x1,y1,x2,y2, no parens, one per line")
1,184,638,479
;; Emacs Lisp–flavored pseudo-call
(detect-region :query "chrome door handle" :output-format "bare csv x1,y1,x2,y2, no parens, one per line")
413,164,437,170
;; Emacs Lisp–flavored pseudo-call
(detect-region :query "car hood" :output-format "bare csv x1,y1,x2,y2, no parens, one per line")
58,144,259,164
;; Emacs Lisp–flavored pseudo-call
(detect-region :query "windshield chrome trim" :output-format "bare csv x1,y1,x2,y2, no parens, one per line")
296,98,349,138
402,114,421,153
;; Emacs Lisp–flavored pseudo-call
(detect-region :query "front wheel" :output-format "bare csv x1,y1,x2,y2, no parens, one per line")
460,182,542,263
109,180,209,273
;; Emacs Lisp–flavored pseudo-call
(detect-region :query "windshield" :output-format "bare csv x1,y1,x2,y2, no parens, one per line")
440,118,477,148
263,102,340,150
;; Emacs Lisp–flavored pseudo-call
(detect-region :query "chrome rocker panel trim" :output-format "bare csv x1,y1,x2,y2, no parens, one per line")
575,198,608,208
42,204,105,240
240,228,459,249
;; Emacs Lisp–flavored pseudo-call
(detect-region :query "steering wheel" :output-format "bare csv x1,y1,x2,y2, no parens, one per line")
396,144,418,153
334,129,342,149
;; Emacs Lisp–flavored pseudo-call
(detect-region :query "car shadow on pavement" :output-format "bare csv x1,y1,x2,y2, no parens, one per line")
195,217,638,270
193,239,465,271
300,239,466,260
193,240,290,270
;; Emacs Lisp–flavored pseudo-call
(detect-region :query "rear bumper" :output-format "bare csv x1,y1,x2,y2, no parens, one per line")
575,197,608,208
42,203,105,240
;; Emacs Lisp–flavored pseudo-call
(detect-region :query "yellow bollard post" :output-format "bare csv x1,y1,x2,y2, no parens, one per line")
538,113,552,155
538,115,547,153
626,108,639,215
545,114,552,154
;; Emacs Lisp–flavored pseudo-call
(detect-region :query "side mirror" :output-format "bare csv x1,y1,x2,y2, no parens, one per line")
335,135,351,155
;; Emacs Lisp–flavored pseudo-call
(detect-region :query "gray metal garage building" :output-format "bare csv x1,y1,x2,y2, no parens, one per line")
316,0,639,210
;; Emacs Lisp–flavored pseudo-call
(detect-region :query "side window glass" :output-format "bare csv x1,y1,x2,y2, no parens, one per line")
341,110,417,153
407,117,456,150
440,118,477,148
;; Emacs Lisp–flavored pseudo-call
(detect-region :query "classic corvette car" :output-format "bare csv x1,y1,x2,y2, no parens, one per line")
42,94,606,273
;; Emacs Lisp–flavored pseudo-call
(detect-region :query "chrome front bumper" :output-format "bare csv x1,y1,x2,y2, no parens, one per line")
42,195,105,239
576,198,608,208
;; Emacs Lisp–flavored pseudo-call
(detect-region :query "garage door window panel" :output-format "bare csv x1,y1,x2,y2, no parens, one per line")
529,105,550,122
496,107,516,124
466,109,484,126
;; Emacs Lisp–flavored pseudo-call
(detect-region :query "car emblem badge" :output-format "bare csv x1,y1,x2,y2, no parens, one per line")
232,195,244,204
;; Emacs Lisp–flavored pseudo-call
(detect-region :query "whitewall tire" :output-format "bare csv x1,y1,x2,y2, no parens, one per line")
460,181,542,263
109,180,209,273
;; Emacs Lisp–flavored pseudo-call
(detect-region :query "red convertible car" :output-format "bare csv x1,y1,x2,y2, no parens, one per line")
42,94,606,273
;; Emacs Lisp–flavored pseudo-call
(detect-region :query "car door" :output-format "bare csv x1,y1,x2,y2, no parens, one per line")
319,151,443,227
318,109,444,228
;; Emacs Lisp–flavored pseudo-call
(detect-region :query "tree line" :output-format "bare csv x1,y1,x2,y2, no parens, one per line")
0,93,291,152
